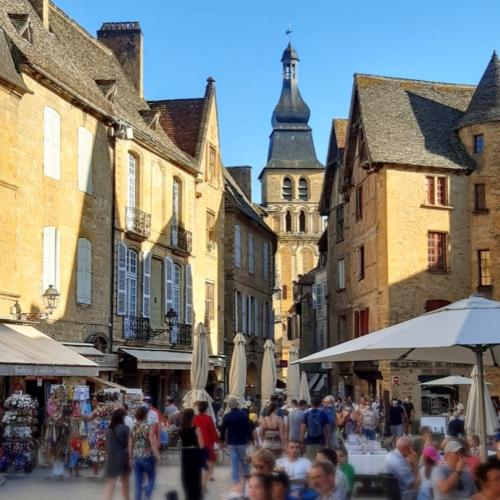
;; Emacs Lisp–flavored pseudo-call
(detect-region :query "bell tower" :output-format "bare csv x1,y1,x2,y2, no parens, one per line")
259,43,325,370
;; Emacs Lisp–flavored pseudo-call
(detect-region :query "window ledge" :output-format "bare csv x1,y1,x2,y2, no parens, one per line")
473,208,489,214
420,203,453,211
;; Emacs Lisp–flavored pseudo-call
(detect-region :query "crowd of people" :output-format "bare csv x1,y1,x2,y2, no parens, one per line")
36,391,500,500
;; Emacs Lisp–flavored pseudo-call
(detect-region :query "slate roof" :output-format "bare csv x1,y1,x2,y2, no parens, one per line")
0,27,28,93
223,168,275,238
149,98,205,158
355,74,476,170
456,52,500,129
0,0,194,169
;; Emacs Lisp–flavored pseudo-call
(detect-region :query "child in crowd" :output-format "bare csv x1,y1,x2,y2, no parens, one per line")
68,431,83,477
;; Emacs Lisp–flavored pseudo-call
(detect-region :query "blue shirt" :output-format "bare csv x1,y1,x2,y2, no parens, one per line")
382,449,415,493
220,409,252,446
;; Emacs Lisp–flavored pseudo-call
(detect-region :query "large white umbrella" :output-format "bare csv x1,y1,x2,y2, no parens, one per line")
261,339,277,405
287,345,300,402
295,295,500,460
420,375,474,386
465,366,498,436
225,333,247,409
183,323,214,419
299,371,311,405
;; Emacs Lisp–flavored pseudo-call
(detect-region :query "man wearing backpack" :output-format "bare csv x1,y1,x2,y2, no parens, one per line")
300,397,330,461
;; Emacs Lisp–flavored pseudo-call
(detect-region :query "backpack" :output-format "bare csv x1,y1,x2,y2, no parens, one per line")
306,409,324,439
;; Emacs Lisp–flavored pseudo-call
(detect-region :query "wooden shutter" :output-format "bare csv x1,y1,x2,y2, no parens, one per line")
361,308,369,335
78,127,93,193
164,256,174,314
77,238,91,304
248,234,254,273
234,225,241,267
142,251,151,318
44,107,60,180
116,241,127,315
241,292,247,334
184,264,193,324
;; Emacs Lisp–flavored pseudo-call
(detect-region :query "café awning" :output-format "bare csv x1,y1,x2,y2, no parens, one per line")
0,323,99,376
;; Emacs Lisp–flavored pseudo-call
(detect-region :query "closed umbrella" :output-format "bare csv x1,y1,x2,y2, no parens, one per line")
287,345,300,402
299,371,311,405
465,366,498,436
183,323,214,419
295,295,500,460
225,333,247,409
261,339,277,405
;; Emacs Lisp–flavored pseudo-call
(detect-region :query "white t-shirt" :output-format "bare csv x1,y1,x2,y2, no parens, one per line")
147,408,159,425
276,456,312,492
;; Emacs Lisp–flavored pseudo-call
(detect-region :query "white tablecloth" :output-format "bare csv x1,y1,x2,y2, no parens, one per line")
348,451,387,476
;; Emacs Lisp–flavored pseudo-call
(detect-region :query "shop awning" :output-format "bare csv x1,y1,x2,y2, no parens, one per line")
119,348,226,370
87,376,129,391
0,323,99,376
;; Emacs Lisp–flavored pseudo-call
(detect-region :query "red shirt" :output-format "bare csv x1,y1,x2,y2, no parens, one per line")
70,437,82,454
193,413,218,449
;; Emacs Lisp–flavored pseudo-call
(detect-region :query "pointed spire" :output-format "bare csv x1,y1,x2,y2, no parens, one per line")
457,51,500,128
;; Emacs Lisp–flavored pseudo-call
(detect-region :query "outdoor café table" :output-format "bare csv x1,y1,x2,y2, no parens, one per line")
347,442,387,494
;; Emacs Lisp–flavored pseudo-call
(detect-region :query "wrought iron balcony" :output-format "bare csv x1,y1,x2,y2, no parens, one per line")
170,323,192,348
171,225,192,254
126,207,151,240
123,315,150,342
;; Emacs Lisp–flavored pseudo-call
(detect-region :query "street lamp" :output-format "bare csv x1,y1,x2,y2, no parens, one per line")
165,308,178,330
10,285,60,321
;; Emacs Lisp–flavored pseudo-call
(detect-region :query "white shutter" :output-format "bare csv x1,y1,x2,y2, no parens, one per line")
234,290,238,332
263,241,269,281
241,292,247,334
142,251,151,318
78,127,93,193
116,241,127,315
77,238,91,304
338,259,345,289
255,299,260,337
44,107,60,180
248,234,254,273
234,225,241,268
127,154,136,208
164,256,174,314
184,264,193,325
171,180,179,246
42,226,56,291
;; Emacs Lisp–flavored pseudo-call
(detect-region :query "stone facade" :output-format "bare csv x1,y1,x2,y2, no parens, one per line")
224,168,277,401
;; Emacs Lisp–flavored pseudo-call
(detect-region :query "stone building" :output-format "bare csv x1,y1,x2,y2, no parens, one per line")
0,0,227,405
224,166,277,401
259,43,324,381
321,55,500,413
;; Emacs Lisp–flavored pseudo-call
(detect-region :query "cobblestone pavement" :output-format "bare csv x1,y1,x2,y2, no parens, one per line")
0,464,384,499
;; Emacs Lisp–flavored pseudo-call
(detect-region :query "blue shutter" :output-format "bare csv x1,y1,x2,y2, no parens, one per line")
116,241,127,315
184,264,193,325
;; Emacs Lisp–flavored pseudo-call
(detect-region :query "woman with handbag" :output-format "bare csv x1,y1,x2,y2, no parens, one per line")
180,408,205,500
128,406,160,500
103,408,130,500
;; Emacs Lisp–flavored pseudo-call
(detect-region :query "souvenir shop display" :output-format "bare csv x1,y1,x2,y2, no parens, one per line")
0,391,38,473
87,390,121,472
124,388,143,411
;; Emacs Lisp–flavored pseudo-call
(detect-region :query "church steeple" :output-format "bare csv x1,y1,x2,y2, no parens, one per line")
261,43,323,176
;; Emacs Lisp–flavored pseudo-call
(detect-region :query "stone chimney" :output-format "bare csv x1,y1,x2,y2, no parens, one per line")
227,166,252,201
97,22,143,97
29,0,49,29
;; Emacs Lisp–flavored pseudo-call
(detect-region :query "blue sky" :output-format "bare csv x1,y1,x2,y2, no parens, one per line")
57,0,500,203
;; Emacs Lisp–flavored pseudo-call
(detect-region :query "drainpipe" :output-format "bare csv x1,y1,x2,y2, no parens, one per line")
108,126,117,363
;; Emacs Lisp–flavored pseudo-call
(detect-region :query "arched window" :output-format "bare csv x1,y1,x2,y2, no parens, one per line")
298,178,308,200
299,211,306,232
282,177,292,201
127,153,137,208
285,211,292,232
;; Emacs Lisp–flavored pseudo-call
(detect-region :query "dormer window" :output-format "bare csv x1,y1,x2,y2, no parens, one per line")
474,134,484,154
9,14,33,44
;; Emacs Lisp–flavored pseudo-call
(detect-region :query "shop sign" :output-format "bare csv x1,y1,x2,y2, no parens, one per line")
392,375,400,386
279,360,288,368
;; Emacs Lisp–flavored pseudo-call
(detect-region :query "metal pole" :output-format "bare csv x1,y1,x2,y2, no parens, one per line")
474,347,488,462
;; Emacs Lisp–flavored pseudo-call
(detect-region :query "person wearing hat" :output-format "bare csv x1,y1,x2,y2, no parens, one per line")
417,446,441,500
431,440,476,499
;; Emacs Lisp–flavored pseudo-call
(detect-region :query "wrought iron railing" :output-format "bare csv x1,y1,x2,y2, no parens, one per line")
171,225,192,254
170,323,192,347
123,315,150,341
126,207,151,239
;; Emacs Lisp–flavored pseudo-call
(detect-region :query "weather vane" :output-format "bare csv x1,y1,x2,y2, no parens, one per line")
285,23,293,40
